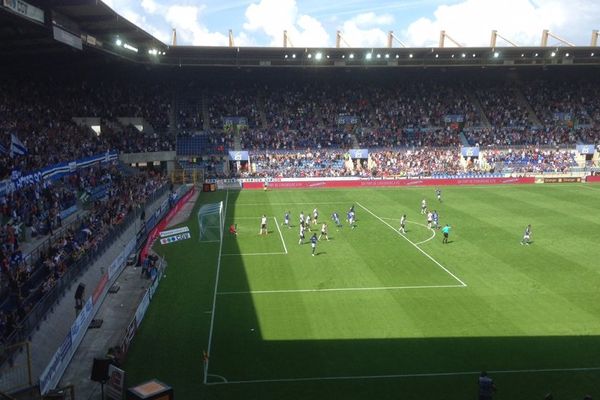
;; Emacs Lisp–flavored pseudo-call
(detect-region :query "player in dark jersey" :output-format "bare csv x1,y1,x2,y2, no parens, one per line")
331,212,342,229
283,211,291,228
310,233,318,256
436,188,442,202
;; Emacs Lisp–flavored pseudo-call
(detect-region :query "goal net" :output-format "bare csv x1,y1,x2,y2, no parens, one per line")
197,202,224,242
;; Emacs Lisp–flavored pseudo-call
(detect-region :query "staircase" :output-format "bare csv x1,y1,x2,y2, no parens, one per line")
201,93,210,130
257,94,268,129
513,87,543,127
467,91,491,128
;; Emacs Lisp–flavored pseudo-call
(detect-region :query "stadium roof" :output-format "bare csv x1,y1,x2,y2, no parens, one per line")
1,0,599,69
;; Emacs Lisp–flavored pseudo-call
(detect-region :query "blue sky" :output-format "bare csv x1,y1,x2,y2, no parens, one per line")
102,0,600,47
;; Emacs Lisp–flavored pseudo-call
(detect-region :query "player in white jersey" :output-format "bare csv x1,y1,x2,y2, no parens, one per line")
312,208,319,225
318,223,329,241
305,214,311,231
421,199,427,214
298,223,305,244
399,214,407,234
427,211,433,229
259,215,268,235
299,211,305,226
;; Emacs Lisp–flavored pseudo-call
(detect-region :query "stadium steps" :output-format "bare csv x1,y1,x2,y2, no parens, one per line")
257,94,268,129
168,93,177,135
233,131,242,150
201,93,210,130
468,91,491,128
513,87,543,127
459,132,470,146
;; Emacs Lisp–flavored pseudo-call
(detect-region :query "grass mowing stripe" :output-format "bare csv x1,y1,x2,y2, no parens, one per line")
204,190,229,383
217,284,465,295
356,202,467,287
206,366,600,386
274,217,288,254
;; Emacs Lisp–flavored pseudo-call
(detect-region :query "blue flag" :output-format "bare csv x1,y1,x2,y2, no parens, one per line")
10,134,28,157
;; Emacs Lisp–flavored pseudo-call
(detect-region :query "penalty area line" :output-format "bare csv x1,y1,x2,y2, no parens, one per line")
205,366,600,386
218,284,464,295
356,202,467,287
274,217,288,254
222,252,287,256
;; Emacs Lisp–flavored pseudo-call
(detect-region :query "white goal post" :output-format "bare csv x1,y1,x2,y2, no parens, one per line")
197,202,224,242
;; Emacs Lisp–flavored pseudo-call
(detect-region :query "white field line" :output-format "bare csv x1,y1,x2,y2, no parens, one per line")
204,190,229,384
207,374,228,383
381,217,436,245
218,284,464,295
234,202,349,206
222,252,287,256
205,366,600,386
356,202,467,287
274,217,288,254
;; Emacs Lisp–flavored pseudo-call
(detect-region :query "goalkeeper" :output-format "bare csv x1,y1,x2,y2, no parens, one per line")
229,224,237,236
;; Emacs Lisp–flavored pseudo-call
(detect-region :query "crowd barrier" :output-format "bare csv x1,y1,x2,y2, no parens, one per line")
587,175,600,182
243,177,535,189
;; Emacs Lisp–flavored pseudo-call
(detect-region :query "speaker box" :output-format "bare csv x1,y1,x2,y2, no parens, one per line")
90,358,111,383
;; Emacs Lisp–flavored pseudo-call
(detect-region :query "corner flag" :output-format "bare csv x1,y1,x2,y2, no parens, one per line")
10,134,27,157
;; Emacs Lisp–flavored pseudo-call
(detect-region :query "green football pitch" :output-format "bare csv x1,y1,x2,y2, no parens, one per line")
124,184,600,400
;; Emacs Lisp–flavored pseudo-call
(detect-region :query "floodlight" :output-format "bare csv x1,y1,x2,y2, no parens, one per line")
292,54,296,58
115,39,122,46
395,54,399,58
385,54,389,59
342,54,345,58
521,53,525,57
365,53,372,60
493,52,499,58
284,54,288,58
123,43,138,53
307,53,312,59
409,53,413,58
315,52,322,60
534,53,538,57
565,52,569,57
435,54,439,58
461,53,466,58
451,54,455,58
349,53,354,59
472,53,476,57
592,52,595,56
550,51,556,57
376,53,381,58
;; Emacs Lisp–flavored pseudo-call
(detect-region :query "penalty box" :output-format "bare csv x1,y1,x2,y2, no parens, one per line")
222,217,287,256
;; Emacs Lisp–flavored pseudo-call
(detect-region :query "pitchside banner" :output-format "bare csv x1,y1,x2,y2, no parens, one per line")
228,150,249,161
576,144,596,155
348,149,369,159
461,147,480,157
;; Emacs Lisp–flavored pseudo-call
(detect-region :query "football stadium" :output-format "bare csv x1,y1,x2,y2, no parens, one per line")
1,1,600,399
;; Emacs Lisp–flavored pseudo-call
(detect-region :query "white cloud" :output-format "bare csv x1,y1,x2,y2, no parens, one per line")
404,0,600,47
141,0,159,14
165,5,231,46
338,12,393,47
243,0,329,47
